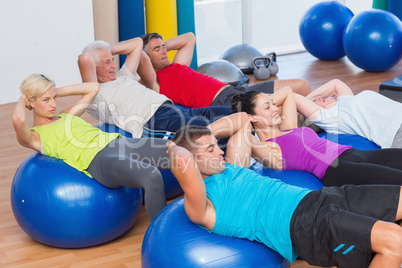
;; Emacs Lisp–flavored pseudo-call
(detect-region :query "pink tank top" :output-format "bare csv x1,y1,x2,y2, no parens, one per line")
266,127,352,179
157,63,226,108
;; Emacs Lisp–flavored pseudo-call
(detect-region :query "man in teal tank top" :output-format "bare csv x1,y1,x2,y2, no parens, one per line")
168,125,402,268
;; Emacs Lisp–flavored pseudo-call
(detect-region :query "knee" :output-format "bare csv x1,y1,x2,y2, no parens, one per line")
144,169,165,190
284,79,311,96
377,224,402,261
296,79,311,96
389,228,402,260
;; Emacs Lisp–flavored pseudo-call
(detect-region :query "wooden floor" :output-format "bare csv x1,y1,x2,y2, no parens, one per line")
1,51,402,268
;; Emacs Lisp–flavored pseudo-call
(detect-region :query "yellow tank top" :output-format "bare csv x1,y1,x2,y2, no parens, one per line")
31,113,120,177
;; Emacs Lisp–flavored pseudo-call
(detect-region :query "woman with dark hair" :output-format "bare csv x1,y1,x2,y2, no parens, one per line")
230,86,402,186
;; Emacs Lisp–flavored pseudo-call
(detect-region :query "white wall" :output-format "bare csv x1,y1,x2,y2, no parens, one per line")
195,0,372,65
0,0,94,105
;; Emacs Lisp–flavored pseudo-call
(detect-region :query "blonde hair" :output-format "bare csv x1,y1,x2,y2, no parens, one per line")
20,74,56,110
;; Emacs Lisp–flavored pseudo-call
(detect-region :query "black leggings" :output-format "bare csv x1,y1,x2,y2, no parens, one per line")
87,137,170,220
322,148,402,187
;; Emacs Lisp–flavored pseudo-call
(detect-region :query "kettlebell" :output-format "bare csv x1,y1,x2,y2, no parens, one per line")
252,56,271,80
266,51,279,76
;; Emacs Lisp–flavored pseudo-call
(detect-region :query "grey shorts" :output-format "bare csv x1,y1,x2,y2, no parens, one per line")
290,185,400,268
210,80,274,106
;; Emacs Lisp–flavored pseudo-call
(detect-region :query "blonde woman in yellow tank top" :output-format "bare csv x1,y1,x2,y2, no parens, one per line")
13,74,170,220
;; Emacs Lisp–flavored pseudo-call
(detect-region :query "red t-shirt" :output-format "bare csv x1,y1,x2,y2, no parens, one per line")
156,63,226,108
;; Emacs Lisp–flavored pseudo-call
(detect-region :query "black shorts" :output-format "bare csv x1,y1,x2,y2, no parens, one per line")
290,185,400,268
210,80,274,106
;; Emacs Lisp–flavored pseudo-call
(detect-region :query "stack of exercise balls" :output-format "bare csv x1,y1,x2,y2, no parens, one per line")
299,1,402,72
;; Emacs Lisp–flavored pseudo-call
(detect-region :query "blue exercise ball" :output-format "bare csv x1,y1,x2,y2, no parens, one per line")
299,1,354,60
318,132,380,150
343,9,402,72
11,153,142,248
96,123,183,199
142,198,291,268
250,163,324,190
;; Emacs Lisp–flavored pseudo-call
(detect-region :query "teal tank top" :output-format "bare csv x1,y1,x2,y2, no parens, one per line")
31,113,120,177
203,163,311,263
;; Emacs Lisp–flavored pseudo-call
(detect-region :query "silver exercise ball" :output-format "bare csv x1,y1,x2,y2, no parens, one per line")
220,44,263,74
196,59,249,86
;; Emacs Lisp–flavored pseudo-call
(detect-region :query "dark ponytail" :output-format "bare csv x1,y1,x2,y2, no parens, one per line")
231,93,243,113
230,91,260,115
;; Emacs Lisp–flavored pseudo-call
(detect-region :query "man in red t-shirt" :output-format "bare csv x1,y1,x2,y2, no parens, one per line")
140,32,311,108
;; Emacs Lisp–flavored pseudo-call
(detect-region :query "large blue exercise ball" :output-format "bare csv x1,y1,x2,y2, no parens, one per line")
299,1,354,60
11,153,142,248
343,9,402,72
142,198,291,268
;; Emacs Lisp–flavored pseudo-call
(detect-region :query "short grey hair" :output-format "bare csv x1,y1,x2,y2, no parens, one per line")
82,40,111,65
140,33,163,55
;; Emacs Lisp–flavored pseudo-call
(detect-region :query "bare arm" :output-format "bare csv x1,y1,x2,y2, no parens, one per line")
207,112,284,170
294,93,322,121
78,53,97,82
165,32,196,67
12,95,41,152
206,112,249,139
58,82,99,117
224,118,255,168
250,137,283,170
138,51,158,90
271,87,298,130
307,79,354,100
168,143,214,229
111,37,143,76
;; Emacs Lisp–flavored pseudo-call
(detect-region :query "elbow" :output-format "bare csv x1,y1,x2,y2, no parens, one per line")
183,32,195,39
13,113,25,127
170,148,194,172
282,86,296,100
330,78,342,84
187,32,195,40
89,82,100,94
132,37,143,48
282,86,293,93
78,53,93,66
184,32,196,45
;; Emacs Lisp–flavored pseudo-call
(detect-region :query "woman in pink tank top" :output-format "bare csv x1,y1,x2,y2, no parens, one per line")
228,87,402,187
